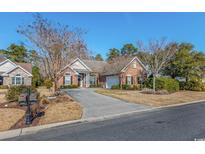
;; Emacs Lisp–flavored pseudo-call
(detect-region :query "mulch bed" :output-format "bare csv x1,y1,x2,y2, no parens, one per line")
0,91,81,131
0,100,47,130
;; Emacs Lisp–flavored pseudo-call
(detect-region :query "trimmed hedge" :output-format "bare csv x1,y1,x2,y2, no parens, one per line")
6,85,37,102
179,80,205,91
111,84,120,89
89,84,102,88
144,77,179,93
111,84,140,90
122,84,139,90
60,85,79,89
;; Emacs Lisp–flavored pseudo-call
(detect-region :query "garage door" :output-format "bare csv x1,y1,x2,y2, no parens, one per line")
106,75,119,89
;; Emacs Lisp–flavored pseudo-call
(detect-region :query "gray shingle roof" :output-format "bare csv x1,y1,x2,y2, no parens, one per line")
101,57,134,76
81,60,107,73
16,62,32,74
80,56,141,76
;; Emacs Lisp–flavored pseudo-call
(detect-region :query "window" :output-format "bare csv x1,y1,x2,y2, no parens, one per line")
132,61,137,68
90,75,96,85
12,74,24,85
126,76,132,85
64,73,71,85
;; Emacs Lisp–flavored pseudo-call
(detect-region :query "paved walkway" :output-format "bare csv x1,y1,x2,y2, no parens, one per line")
66,88,151,119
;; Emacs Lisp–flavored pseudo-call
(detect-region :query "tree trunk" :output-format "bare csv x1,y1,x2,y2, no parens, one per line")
153,75,156,93
53,80,58,92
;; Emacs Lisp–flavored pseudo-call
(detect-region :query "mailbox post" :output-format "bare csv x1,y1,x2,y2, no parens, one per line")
25,88,33,125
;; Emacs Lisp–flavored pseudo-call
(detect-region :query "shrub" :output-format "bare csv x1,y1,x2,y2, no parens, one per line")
0,85,8,89
43,79,53,89
179,80,205,91
6,85,37,102
89,84,102,88
60,85,79,89
122,84,130,90
144,77,179,93
111,84,120,89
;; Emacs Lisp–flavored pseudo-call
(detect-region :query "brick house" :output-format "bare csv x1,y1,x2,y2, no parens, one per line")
0,56,32,86
57,56,147,89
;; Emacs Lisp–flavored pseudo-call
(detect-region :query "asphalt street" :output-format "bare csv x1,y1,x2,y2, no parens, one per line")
6,101,205,141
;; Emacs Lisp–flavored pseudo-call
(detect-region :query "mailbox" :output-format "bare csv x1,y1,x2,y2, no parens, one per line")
29,93,37,104
18,93,37,106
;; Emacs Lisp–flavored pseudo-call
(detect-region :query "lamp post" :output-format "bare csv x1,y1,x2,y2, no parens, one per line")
25,88,33,125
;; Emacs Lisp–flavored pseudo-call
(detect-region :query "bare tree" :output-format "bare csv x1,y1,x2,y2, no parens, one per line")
18,14,89,91
137,38,177,92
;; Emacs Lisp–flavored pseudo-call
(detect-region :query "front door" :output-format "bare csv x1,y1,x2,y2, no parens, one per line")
78,73,86,87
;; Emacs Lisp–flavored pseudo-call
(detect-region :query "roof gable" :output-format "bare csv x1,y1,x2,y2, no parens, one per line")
101,56,146,76
2,65,32,77
81,60,107,73
0,59,17,73
121,57,147,72
0,58,32,76
69,58,92,71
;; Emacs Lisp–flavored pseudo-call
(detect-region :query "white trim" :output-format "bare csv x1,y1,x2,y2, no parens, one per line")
12,74,25,85
69,58,92,72
120,56,147,72
2,65,32,77
59,64,79,75
0,59,17,67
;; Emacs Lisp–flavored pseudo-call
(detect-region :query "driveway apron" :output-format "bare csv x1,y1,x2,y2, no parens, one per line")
66,88,151,119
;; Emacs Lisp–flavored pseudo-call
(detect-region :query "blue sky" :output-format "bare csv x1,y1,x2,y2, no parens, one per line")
0,12,205,59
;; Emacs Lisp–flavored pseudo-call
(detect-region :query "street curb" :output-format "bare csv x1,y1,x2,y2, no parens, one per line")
0,128,22,140
0,108,156,140
1,99,205,140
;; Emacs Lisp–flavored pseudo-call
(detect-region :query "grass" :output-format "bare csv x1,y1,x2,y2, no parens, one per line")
37,86,53,97
95,89,205,107
38,96,83,125
0,108,25,131
0,89,8,104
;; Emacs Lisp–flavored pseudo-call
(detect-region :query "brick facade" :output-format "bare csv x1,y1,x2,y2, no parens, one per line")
57,66,78,88
56,57,147,88
120,59,145,85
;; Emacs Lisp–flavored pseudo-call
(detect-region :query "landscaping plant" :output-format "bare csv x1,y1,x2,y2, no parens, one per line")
6,86,37,102
144,77,179,93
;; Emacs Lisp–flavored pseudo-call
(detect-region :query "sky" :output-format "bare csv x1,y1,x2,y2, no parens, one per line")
0,12,205,59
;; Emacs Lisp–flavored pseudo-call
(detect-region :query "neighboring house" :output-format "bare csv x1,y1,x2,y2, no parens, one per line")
0,56,32,86
57,56,147,89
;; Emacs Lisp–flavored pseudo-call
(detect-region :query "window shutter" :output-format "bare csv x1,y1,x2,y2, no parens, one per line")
71,76,73,85
22,77,24,85
131,76,133,85
63,76,65,85
126,76,128,84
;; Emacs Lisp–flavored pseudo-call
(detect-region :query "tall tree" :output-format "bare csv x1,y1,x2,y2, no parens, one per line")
137,38,177,92
32,66,42,87
18,14,88,91
121,43,138,56
107,48,120,62
28,50,39,66
0,44,28,62
95,54,103,61
163,43,205,81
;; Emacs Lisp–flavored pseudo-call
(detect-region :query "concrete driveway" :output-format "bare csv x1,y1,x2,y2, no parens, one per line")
66,88,151,119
